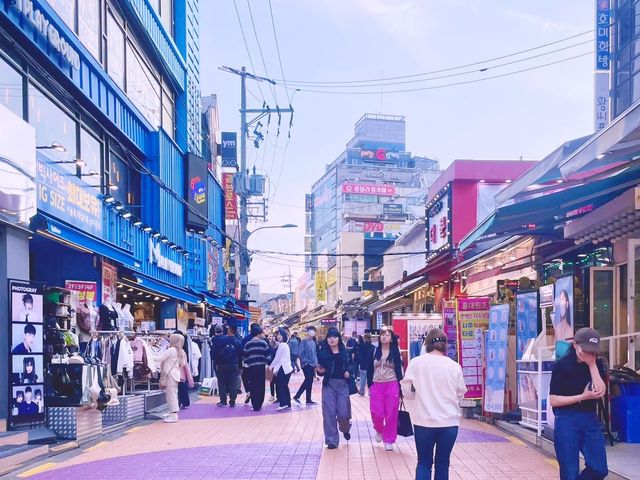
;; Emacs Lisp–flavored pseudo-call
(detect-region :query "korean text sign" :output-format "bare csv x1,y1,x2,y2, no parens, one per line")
457,297,490,399
516,291,539,360
484,304,510,413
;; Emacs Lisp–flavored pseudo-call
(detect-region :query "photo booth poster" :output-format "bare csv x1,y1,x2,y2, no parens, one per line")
553,276,574,342
456,297,490,399
484,304,509,413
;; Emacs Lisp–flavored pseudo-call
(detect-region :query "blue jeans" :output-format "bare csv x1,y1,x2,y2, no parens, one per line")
554,410,608,480
414,425,458,480
358,369,368,395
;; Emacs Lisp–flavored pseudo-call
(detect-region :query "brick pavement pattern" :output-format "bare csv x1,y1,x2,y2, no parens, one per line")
11,373,560,480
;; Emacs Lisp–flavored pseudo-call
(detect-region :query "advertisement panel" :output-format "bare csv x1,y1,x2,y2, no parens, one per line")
516,291,540,360
223,173,238,220
428,192,450,253
185,153,209,231
553,275,574,342
315,270,327,302
443,300,457,362
456,297,490,399
383,203,403,215
342,182,395,196
207,243,220,292
8,280,45,428
484,304,510,413
594,0,610,131
0,104,36,229
101,262,118,304
221,132,238,168
65,281,98,307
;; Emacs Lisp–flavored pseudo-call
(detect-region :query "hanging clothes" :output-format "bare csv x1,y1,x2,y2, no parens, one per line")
191,340,202,377
116,337,134,378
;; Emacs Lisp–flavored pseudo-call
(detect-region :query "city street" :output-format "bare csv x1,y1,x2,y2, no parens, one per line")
8,374,560,480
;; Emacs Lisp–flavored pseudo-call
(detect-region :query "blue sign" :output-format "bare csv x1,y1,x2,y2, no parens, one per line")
484,304,509,413
516,291,540,360
596,0,610,71
221,132,237,168
36,155,102,237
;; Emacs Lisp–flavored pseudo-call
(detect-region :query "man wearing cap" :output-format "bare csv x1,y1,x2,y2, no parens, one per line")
549,327,608,480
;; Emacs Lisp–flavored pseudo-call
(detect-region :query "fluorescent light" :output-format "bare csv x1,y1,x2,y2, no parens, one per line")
152,231,161,238
122,212,132,219
133,219,143,227
143,225,153,232
103,194,115,204
161,236,169,244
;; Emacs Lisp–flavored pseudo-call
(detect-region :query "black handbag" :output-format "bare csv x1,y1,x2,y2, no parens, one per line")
397,399,414,437
348,376,358,395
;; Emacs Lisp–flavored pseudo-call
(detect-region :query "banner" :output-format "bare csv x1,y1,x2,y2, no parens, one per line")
315,270,327,302
341,182,395,196
221,132,238,168
457,297,490,399
484,304,510,413
9,280,45,427
553,275,574,342
185,153,209,231
223,173,238,220
443,300,457,362
101,262,118,304
65,280,98,306
516,291,540,360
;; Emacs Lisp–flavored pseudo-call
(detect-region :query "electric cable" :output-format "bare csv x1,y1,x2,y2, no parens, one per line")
232,0,266,102
268,0,292,105
245,0,279,105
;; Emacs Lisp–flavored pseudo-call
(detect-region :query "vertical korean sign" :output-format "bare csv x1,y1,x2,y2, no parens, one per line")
223,173,238,220
315,270,327,302
484,304,510,413
456,298,490,399
594,0,610,132
443,300,458,362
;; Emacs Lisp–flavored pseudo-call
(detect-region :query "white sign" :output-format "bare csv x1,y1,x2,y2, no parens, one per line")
594,72,609,132
376,312,383,330
148,238,183,277
428,193,450,252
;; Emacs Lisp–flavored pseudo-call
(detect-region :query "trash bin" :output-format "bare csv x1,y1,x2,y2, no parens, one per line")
611,381,640,443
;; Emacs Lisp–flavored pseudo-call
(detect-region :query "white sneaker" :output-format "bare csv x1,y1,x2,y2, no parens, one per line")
375,432,382,443
276,405,291,411
384,443,393,451
163,413,178,423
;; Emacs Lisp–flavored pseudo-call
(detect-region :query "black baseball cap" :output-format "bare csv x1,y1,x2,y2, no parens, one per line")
574,327,601,353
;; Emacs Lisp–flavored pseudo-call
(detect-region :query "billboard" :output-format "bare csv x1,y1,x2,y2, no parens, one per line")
428,192,450,253
553,275,574,342
223,172,238,220
221,132,237,168
456,297,490,399
342,182,395,196
484,304,510,413
186,153,209,231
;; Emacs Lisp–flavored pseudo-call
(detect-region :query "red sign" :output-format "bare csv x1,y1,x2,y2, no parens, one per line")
65,281,98,304
342,182,395,196
363,222,384,232
223,173,238,220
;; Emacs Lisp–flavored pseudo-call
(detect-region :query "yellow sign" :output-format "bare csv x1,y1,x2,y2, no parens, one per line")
316,270,327,302
326,267,337,287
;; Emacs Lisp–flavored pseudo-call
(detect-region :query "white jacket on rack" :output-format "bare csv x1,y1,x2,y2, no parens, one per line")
117,337,135,378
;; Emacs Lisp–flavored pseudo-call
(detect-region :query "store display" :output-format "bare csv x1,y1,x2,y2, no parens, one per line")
484,304,510,414
456,298,490,400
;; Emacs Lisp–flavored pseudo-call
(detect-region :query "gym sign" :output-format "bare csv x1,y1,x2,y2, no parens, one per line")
148,238,183,277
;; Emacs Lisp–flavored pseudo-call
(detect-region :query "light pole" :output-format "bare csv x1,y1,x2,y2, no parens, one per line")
240,223,297,301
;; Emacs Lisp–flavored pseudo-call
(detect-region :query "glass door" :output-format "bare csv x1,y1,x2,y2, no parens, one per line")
590,267,615,365
626,240,640,370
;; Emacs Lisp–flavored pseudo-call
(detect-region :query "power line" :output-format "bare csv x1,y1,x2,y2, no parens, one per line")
268,0,291,105
245,0,278,105
252,248,434,258
232,0,266,102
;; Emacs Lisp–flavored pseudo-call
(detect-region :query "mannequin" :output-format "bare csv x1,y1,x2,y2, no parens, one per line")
114,302,126,330
99,296,118,331
121,304,134,330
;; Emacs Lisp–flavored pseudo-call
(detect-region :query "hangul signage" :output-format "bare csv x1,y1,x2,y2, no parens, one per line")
221,132,238,168
223,173,238,220
315,270,327,302
427,192,450,253
342,182,395,196
383,203,403,215
595,0,610,71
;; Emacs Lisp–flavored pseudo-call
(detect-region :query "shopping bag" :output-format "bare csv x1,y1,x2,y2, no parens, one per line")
397,400,414,437
200,377,217,396
348,376,358,395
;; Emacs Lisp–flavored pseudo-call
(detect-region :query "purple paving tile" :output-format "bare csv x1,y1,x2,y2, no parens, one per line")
30,442,322,480
348,420,508,443
177,401,318,420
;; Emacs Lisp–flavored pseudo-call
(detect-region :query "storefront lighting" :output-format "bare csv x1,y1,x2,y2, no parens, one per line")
36,141,66,152
122,212,132,219
505,179,512,183
596,153,607,160
479,179,486,183
578,253,588,258
152,231,161,238
123,294,127,298
510,253,516,261
53,157,85,167
154,296,160,301
103,194,116,204
142,225,153,232
161,236,169,244
106,183,118,191
114,202,125,211
133,219,143,227
556,179,564,184
169,243,177,250
162,299,167,302
81,170,100,177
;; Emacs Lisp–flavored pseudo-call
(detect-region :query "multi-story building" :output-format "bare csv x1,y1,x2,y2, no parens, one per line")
0,0,233,429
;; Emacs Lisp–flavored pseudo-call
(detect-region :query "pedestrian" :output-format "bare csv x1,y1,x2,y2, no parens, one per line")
243,324,269,411
293,326,319,405
211,324,243,407
267,335,278,402
269,328,293,410
317,327,352,450
178,346,195,410
401,329,467,480
357,333,375,395
159,333,187,423
241,323,260,405
549,327,608,480
346,330,358,362
353,335,363,379
370,328,404,451
210,324,223,373
289,332,301,372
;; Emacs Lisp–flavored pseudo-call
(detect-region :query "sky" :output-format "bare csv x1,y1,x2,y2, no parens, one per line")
199,0,596,295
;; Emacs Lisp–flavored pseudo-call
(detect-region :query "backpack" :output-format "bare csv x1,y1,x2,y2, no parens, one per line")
219,341,239,363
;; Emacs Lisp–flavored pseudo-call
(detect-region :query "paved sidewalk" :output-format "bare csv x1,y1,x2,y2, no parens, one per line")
7,372,560,479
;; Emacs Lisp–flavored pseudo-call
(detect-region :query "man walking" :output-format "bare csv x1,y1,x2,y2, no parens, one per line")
243,324,269,411
549,327,608,480
211,325,243,407
289,332,301,373
356,333,375,395
293,326,318,405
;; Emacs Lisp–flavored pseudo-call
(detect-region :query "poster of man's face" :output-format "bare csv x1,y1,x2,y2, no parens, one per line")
11,291,43,323
11,355,44,386
11,323,43,354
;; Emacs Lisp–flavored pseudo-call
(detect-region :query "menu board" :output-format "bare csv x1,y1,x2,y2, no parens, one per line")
516,291,540,360
484,304,510,413
8,280,45,427
456,298,490,399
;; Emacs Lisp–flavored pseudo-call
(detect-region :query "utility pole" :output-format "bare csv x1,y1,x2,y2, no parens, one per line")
219,66,294,302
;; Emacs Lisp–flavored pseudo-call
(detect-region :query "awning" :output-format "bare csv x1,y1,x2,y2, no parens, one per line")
200,292,228,310
299,309,336,327
33,215,138,268
132,273,201,304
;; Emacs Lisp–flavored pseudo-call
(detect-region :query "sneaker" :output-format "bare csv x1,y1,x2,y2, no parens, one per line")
375,432,382,443
183,405,190,410
306,400,318,405
269,396,276,403
384,443,393,451
244,394,251,404
327,444,338,449
276,405,291,411
229,402,236,408
343,431,351,441
217,401,228,407
163,413,178,423
252,407,261,412
293,397,301,404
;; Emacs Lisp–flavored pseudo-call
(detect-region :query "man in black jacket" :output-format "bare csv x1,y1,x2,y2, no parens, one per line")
356,333,375,395
211,325,243,407
243,324,269,411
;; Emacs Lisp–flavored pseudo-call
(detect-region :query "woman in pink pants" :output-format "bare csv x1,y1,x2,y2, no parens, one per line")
370,329,404,451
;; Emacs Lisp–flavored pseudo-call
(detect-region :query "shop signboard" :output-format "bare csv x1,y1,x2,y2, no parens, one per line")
383,203,403,215
428,192,450,254
0,104,36,229
553,275,574,342
516,291,540,360
207,243,220,292
36,154,102,237
222,173,238,220
220,132,237,168
8,279,45,428
101,262,118,304
315,270,327,302
456,297,490,399
341,182,396,196
484,304,510,413
539,284,554,307
185,153,209,231
443,300,458,362
65,281,98,323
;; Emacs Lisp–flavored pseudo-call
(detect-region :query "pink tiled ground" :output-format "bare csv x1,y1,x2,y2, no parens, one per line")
11,372,560,480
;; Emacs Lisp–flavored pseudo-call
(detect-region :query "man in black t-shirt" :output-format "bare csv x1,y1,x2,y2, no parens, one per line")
549,327,608,480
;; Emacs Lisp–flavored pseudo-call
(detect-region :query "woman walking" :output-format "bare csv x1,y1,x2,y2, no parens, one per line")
401,329,467,480
317,327,352,449
160,333,187,423
370,329,404,451
269,328,293,410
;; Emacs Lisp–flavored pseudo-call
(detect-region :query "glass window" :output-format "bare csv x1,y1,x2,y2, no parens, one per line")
106,11,125,90
109,151,129,204
49,0,76,31
78,0,101,62
161,80,175,139
126,44,161,127
29,86,78,174
160,0,174,38
80,128,102,187
0,56,23,118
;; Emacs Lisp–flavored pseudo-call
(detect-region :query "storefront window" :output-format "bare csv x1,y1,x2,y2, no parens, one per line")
126,44,161,127
80,128,102,187
28,86,78,174
109,151,141,216
78,0,101,62
49,0,76,31
106,11,125,90
0,56,23,118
